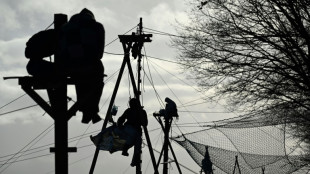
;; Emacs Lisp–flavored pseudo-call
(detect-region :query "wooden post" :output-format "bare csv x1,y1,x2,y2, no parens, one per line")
51,14,70,174
163,117,170,174
7,13,80,174
155,115,182,174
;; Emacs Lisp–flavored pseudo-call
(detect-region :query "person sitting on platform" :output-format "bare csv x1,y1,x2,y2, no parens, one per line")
164,97,178,118
25,29,57,78
25,9,104,124
117,98,148,166
59,8,105,124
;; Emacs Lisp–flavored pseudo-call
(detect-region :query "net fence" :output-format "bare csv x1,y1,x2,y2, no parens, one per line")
172,115,309,174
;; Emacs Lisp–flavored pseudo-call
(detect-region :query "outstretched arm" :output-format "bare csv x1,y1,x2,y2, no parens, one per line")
117,109,128,126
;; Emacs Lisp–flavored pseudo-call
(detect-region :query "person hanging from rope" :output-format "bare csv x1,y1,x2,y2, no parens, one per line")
117,98,148,166
59,8,105,124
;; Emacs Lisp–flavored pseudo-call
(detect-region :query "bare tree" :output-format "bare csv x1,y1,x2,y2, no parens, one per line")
173,0,310,157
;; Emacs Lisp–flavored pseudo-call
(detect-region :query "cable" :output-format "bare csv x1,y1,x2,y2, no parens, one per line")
141,65,165,108
147,57,236,115
0,153,53,166
0,126,162,169
148,59,202,129
0,130,98,165
0,123,54,173
144,126,164,173
143,49,165,108
0,94,27,111
104,50,187,67
105,25,138,48
45,22,54,30
0,143,95,166
146,57,223,148
146,54,237,116
178,101,208,108
145,55,188,66
142,141,198,174
104,52,126,56
0,104,38,117
178,110,231,113
144,27,185,38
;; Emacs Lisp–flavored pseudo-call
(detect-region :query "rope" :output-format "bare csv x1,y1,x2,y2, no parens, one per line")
143,48,165,108
147,59,203,130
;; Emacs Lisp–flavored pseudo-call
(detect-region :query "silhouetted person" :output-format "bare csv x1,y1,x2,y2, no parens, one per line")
59,8,105,124
25,8,105,124
201,146,213,174
25,29,57,77
117,98,148,166
164,97,178,117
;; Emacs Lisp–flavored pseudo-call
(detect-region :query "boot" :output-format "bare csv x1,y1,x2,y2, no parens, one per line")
82,113,91,124
92,114,102,124
122,144,130,156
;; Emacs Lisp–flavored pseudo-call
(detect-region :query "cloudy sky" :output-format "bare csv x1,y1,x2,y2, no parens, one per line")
0,0,235,173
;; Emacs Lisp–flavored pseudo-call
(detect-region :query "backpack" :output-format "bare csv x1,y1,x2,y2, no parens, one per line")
25,29,57,59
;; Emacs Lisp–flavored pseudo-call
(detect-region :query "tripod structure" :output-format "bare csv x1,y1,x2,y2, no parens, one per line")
153,111,182,174
89,18,159,174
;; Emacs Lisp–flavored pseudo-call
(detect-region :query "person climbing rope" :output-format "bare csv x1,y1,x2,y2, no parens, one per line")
117,98,148,166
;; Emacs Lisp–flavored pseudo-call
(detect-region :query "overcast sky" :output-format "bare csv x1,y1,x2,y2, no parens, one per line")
0,0,236,173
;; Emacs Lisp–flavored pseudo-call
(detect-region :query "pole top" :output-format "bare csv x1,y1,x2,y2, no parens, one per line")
54,14,68,29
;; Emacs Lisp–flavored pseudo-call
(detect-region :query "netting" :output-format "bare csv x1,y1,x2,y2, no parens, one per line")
172,115,309,174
